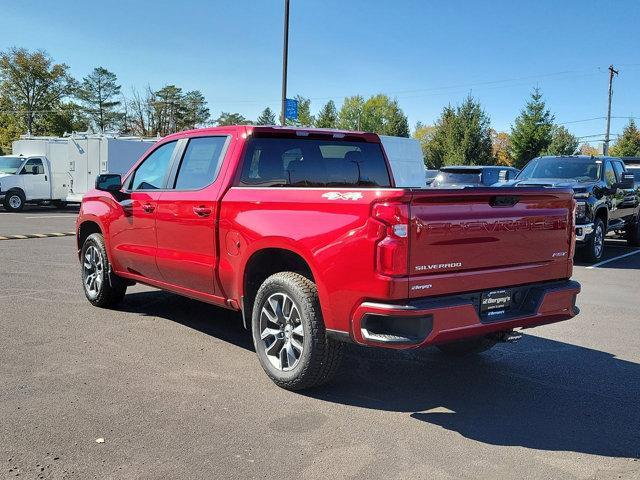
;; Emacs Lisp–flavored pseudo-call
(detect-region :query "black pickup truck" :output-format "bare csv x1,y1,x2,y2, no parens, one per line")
507,155,640,262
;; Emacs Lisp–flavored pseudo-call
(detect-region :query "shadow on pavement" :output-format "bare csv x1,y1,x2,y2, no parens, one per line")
121,290,253,352
118,290,639,459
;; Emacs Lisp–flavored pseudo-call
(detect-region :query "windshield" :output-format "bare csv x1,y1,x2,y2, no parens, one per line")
518,157,601,182
0,156,23,174
432,170,481,187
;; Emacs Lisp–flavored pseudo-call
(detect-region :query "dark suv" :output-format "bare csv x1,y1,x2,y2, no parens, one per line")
510,155,639,262
430,166,519,188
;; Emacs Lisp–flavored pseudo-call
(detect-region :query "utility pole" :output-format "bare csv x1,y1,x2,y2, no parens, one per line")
280,0,290,126
603,64,619,155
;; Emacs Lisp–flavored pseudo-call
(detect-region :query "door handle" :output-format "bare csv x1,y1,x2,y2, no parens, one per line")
193,206,211,217
142,203,155,213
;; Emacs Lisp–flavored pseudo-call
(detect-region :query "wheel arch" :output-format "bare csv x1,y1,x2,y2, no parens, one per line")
240,246,319,329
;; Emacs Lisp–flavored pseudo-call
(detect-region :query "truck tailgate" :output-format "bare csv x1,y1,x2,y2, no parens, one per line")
408,187,574,298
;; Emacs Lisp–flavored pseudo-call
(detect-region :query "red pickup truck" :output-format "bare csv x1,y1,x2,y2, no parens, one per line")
76,126,580,390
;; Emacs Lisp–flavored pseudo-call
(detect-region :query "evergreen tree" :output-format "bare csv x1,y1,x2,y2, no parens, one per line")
424,96,493,168
609,119,640,157
510,88,554,168
315,100,338,128
547,125,579,155
215,112,250,126
76,67,122,132
181,90,210,129
256,107,276,125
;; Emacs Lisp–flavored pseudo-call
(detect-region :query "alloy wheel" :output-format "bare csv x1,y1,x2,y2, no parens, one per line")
83,245,104,299
594,224,604,258
259,292,305,371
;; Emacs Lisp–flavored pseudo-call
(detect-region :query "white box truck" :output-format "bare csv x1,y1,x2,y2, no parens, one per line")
0,134,156,211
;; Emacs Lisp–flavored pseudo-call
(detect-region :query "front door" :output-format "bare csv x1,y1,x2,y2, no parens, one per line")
20,158,50,199
108,140,178,280
155,135,231,295
612,160,638,224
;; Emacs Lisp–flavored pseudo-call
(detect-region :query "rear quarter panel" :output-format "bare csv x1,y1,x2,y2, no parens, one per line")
218,187,409,332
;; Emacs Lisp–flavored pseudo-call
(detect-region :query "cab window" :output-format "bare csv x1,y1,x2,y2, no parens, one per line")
604,161,617,187
612,161,625,182
129,141,176,190
21,158,44,175
173,137,228,190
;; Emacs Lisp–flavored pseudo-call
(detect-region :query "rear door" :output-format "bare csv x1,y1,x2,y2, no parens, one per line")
612,160,638,223
408,187,574,297
155,134,232,294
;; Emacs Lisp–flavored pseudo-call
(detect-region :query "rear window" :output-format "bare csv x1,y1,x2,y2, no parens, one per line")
238,137,391,187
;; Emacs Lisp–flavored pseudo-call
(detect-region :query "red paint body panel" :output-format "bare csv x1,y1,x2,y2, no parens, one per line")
77,125,580,350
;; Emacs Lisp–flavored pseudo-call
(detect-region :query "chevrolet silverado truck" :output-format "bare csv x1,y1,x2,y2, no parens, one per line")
76,126,581,390
510,155,639,262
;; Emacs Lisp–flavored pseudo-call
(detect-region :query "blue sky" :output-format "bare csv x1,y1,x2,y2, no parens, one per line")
2,0,639,146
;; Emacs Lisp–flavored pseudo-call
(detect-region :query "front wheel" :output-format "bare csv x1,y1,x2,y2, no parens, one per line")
4,191,25,212
436,337,497,356
251,272,344,390
81,233,127,307
581,217,605,263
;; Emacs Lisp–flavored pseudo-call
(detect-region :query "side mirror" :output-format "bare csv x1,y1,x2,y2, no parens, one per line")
615,173,635,190
95,173,122,192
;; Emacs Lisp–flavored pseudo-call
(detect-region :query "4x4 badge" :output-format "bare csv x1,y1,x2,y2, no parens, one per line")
322,192,363,200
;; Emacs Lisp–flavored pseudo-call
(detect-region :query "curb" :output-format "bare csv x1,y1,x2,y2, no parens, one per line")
0,231,75,241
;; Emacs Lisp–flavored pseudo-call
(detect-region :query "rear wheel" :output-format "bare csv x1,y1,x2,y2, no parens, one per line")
251,272,343,390
436,336,497,357
81,233,127,307
4,191,25,212
625,216,640,247
581,217,605,263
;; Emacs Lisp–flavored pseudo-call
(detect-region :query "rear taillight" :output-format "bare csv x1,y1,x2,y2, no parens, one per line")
372,202,409,276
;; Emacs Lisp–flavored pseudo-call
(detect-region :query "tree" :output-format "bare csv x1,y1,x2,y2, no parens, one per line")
0,47,74,135
580,143,600,156
315,100,338,128
182,90,210,130
286,95,314,127
215,112,250,126
510,88,554,168
547,125,579,155
256,107,276,125
609,119,640,157
413,121,437,166
76,67,121,132
491,130,513,166
360,94,409,137
43,102,89,136
337,95,365,130
424,95,493,168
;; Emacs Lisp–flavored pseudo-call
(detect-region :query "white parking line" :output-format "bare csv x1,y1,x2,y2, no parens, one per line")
585,249,640,269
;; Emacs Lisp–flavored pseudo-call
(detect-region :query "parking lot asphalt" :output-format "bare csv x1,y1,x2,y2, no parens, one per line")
1,212,639,479
0,206,79,237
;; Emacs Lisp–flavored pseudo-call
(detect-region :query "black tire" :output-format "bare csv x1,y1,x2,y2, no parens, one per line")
3,190,25,212
80,233,127,308
251,272,344,391
625,216,640,247
436,336,497,357
581,217,605,263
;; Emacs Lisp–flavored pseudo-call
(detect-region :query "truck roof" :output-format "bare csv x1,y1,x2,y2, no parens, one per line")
161,125,381,143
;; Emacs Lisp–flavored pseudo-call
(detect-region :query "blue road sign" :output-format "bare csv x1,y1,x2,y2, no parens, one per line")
285,98,298,120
